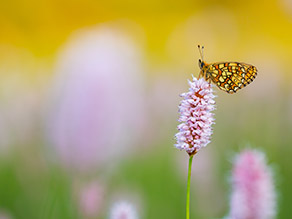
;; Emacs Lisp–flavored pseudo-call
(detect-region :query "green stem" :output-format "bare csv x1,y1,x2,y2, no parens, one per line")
186,155,194,219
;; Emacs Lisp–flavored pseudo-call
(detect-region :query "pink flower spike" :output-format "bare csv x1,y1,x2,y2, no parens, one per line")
229,149,277,219
175,77,215,155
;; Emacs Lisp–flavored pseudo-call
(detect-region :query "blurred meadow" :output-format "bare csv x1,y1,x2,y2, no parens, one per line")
0,0,292,218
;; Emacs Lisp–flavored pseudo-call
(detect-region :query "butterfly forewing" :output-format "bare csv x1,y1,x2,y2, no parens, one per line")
207,62,257,93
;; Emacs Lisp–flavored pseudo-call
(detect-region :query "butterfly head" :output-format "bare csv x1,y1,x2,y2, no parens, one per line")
198,59,206,69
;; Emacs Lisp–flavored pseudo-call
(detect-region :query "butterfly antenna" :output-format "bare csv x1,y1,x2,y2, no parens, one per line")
198,45,204,61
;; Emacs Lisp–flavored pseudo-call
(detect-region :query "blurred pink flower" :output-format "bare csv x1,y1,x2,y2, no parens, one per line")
47,25,146,171
175,77,215,155
229,149,276,219
110,202,138,219
77,181,104,218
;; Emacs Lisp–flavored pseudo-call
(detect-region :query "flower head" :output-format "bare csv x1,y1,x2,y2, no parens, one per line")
110,202,138,219
229,149,277,219
175,77,215,155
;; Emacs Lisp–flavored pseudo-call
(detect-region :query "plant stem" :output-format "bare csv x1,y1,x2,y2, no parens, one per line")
186,155,194,219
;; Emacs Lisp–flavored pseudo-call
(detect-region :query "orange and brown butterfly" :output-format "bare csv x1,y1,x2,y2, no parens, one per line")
197,45,257,94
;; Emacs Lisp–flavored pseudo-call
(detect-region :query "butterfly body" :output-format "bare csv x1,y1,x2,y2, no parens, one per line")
197,46,257,94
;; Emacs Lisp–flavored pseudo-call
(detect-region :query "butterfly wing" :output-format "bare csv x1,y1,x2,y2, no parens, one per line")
207,62,257,93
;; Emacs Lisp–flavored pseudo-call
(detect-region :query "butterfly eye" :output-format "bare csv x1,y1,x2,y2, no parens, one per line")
198,59,204,69
198,59,203,69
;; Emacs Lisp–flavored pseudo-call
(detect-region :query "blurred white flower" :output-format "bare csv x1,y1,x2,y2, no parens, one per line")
229,149,277,219
110,202,138,219
47,25,146,171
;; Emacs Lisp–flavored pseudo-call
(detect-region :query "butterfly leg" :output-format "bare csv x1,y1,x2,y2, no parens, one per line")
205,72,212,84
204,73,210,83
204,72,207,81
198,70,203,78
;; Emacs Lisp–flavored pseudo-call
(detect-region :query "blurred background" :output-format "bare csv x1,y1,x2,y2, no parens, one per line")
0,0,292,218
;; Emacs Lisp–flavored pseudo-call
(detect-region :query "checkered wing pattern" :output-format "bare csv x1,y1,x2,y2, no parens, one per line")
207,62,257,93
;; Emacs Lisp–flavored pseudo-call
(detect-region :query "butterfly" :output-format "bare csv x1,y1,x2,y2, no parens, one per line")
197,45,257,94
